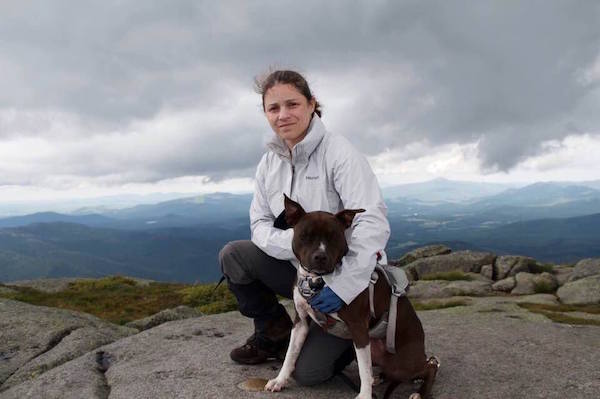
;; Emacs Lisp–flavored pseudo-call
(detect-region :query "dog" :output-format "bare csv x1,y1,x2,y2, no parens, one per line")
265,195,439,399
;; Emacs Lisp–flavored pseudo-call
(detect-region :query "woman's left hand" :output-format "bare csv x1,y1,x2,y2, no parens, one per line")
308,286,344,313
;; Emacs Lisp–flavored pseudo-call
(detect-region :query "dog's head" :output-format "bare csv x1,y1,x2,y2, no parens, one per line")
283,194,365,275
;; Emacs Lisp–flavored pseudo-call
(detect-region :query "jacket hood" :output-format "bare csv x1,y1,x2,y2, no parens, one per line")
267,114,326,164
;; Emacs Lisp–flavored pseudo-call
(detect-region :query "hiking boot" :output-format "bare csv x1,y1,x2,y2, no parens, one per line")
230,312,293,365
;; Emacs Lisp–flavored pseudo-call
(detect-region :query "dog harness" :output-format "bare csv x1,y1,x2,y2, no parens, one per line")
367,263,409,354
296,262,409,354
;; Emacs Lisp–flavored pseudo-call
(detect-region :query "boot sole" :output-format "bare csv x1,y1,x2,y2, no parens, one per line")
230,353,281,365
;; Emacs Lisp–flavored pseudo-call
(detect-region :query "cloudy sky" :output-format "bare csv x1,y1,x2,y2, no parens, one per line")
1,1,599,202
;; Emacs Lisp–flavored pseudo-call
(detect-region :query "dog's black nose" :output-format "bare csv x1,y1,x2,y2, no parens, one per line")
312,251,327,266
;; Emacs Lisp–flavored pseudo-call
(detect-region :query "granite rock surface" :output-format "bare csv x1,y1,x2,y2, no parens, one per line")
2,296,599,399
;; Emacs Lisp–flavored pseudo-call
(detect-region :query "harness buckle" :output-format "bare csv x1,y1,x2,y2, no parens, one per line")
391,284,405,297
370,271,379,284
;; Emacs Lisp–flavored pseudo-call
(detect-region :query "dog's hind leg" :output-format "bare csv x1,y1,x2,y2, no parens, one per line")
414,356,440,399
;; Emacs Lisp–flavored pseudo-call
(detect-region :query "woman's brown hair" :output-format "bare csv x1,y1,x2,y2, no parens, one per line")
254,70,322,117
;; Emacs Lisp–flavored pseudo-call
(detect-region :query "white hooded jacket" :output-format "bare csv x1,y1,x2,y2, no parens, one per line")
250,115,391,304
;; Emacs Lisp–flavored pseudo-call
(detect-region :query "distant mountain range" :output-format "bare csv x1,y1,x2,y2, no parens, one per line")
384,181,600,223
1,179,599,283
2,180,600,230
0,192,196,218
0,220,249,283
382,178,600,203
0,193,253,230
385,212,600,262
470,182,600,207
0,212,115,229
382,177,517,203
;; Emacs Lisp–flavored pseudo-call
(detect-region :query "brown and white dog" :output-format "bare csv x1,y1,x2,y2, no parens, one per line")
265,195,439,399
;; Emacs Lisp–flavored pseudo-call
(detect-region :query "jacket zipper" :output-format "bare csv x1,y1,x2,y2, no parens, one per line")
290,164,295,197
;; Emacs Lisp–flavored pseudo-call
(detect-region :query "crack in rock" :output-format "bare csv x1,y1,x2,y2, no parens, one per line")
0,327,79,392
95,351,113,399
43,327,79,354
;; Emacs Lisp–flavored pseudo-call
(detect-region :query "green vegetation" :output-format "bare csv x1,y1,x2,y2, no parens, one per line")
412,299,469,311
179,283,238,314
529,263,555,274
0,276,238,325
420,271,474,281
518,302,600,326
518,302,600,314
539,313,600,326
533,280,556,294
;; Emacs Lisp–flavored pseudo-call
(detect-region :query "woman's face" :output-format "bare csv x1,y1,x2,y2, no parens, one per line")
263,83,316,150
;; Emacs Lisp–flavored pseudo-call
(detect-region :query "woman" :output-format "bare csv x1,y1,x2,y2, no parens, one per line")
219,70,390,385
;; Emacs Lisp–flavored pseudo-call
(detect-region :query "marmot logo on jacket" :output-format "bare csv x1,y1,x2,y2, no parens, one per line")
306,175,319,180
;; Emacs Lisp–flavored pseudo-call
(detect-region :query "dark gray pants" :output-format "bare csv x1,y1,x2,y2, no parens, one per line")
219,240,354,386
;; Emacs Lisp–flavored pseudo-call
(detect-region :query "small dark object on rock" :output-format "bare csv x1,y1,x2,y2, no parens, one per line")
95,351,112,372
237,378,268,392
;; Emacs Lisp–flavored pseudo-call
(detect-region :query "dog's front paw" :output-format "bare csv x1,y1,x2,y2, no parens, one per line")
265,377,287,392
408,393,422,399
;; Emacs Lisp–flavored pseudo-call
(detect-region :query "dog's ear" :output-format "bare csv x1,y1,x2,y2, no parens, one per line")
335,208,365,229
284,194,306,227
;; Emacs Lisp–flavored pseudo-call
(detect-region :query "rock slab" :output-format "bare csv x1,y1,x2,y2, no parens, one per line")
125,306,203,331
492,276,516,292
557,275,600,305
409,250,496,279
0,298,136,392
408,280,492,299
495,255,537,280
568,258,600,282
390,244,452,267
2,298,599,399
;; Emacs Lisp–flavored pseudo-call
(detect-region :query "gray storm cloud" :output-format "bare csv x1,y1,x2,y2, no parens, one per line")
0,0,599,185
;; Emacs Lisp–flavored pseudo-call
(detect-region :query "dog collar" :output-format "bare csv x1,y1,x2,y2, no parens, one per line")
298,261,342,276
299,263,327,276
297,275,325,301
